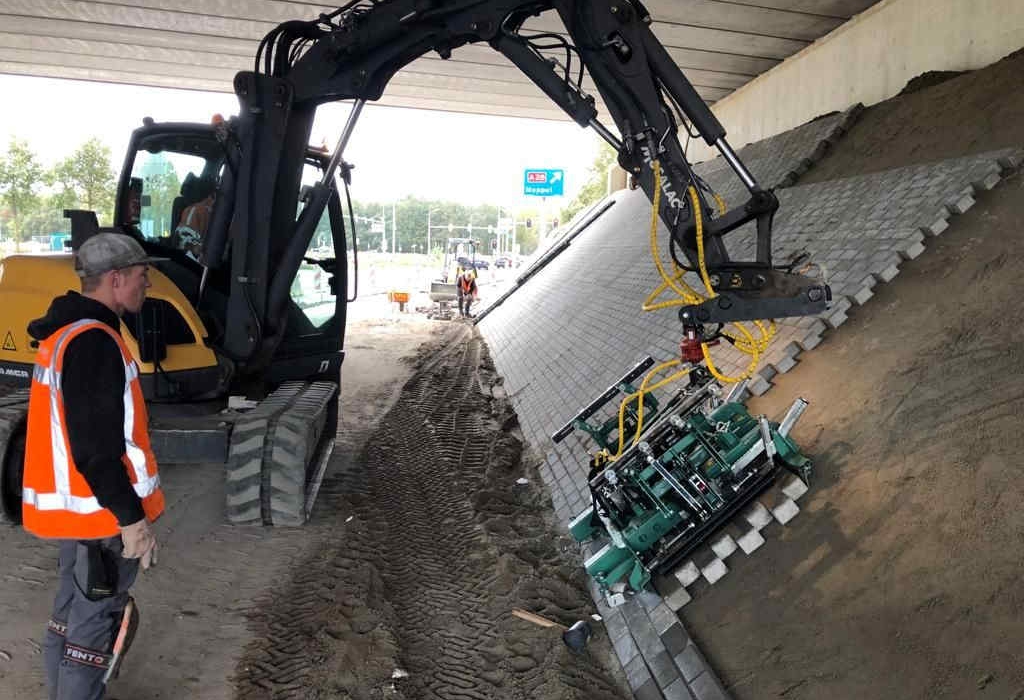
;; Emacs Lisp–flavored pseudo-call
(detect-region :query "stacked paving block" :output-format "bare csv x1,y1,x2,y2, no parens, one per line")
658,475,810,607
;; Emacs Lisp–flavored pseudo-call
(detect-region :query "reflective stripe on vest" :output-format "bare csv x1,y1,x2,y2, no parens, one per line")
22,319,163,535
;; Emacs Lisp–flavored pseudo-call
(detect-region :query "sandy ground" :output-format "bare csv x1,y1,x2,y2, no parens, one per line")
0,296,627,699
678,47,1024,700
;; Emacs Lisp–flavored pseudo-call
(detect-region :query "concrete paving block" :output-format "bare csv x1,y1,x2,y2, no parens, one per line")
665,586,693,611
972,170,1002,191
634,679,667,700
771,497,800,525
603,608,631,642
852,285,874,306
742,500,773,530
900,240,926,261
624,654,653,691
674,643,709,683
772,354,798,375
874,264,900,283
748,375,772,397
781,475,810,501
709,532,738,560
700,558,728,585
636,589,664,612
823,307,848,329
855,273,878,291
735,526,766,554
664,678,697,700
613,629,640,665
673,561,701,588
756,363,778,382
829,296,851,317
649,603,680,636
781,340,803,359
946,193,975,215
690,670,730,700
921,216,949,237
661,623,691,657
650,650,683,689
798,331,824,352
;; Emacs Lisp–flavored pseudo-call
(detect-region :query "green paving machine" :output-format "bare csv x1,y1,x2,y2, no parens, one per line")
554,358,812,595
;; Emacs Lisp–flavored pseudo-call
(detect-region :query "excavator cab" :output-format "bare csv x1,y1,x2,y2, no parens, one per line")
112,120,348,394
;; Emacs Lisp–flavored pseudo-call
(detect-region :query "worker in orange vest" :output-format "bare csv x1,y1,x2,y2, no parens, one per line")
457,267,478,319
24,232,167,699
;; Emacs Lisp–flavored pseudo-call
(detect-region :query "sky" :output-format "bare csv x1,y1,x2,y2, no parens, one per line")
0,74,602,208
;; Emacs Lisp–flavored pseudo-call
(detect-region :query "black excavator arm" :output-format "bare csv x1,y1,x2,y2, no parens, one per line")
208,0,829,369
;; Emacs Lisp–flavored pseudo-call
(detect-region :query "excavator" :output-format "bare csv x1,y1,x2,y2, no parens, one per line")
0,0,829,538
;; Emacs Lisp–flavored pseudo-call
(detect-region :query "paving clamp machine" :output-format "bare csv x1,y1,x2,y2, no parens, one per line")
553,356,813,598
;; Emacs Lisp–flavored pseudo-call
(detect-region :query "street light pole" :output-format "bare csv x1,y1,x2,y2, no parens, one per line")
427,208,438,256
391,202,397,254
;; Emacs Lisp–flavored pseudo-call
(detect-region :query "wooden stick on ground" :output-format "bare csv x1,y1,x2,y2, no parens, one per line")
510,608,567,630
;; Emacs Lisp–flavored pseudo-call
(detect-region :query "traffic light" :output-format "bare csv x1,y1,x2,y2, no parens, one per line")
525,218,533,228
491,238,498,251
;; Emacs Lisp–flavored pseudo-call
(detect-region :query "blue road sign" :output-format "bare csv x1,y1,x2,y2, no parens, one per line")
523,168,565,197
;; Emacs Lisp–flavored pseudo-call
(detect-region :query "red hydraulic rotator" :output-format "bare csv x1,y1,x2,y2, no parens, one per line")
679,324,718,364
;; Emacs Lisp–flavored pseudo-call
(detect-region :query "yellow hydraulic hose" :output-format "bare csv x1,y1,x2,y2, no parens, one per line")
609,359,693,460
641,159,776,384
611,159,781,467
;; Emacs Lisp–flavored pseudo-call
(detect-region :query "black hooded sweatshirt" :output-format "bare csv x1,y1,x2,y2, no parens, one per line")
27,292,145,527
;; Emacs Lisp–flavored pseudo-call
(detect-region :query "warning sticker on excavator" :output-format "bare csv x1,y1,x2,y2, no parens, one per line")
2,332,15,352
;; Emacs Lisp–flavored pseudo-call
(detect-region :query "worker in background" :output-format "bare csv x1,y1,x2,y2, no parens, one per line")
23,233,166,700
457,267,478,319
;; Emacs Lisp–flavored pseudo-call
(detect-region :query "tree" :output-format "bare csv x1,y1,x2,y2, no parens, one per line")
559,142,616,225
50,138,117,224
0,137,44,246
21,199,67,239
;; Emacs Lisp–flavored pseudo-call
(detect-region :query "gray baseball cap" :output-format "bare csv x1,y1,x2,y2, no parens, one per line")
74,233,167,278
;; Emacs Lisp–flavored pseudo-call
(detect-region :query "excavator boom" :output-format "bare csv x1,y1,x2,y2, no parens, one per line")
210,0,828,371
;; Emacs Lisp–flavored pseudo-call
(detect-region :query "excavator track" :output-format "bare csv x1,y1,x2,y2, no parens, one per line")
226,381,337,526
0,389,29,524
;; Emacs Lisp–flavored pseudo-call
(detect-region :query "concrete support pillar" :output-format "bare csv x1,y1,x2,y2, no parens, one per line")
606,165,628,195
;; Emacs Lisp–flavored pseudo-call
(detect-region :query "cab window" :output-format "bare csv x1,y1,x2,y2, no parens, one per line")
289,160,337,328
129,149,216,244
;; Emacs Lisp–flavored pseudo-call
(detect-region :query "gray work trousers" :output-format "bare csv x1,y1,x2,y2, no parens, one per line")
457,291,473,317
43,537,139,700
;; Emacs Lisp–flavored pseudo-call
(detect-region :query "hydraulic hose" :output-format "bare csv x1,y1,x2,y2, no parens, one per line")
641,160,776,384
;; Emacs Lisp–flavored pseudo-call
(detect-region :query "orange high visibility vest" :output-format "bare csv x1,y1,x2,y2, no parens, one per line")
22,319,164,539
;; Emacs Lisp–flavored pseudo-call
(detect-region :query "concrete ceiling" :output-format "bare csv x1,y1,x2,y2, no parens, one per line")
0,0,881,122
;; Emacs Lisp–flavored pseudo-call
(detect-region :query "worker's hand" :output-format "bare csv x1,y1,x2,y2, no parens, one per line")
120,519,158,570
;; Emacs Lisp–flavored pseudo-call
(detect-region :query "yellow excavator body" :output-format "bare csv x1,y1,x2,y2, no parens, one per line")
0,253,217,376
